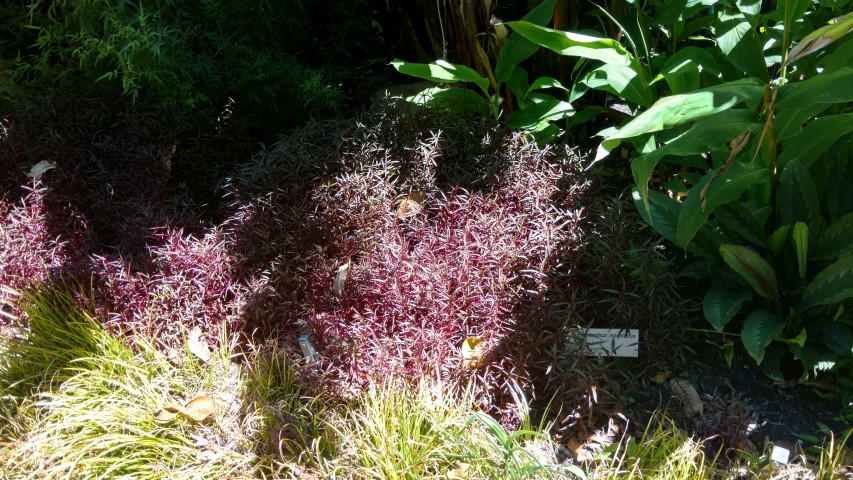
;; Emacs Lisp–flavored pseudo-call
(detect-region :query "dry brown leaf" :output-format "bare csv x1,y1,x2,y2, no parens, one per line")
396,191,425,218
460,337,485,368
153,395,219,423
181,395,218,422
26,160,57,179
333,262,350,298
670,378,704,417
187,327,211,363
651,371,672,384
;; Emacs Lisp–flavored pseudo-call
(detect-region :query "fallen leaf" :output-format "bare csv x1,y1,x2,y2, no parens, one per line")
460,336,485,368
187,327,211,363
670,378,704,417
153,394,219,423
651,371,672,384
396,191,425,218
26,160,57,179
333,261,350,298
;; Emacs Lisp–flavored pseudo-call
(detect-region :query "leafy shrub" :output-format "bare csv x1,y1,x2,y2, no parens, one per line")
5,0,361,133
223,106,585,395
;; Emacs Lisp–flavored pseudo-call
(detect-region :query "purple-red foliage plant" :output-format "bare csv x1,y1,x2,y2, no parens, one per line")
223,108,587,397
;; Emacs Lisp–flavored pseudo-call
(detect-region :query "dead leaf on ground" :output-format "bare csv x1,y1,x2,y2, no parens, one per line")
568,417,624,463
460,336,485,368
26,160,57,179
187,327,212,363
153,394,219,423
670,378,704,417
333,261,350,298
396,191,425,218
651,371,672,384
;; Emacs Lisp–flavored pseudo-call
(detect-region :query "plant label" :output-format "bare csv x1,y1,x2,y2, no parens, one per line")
576,328,639,357
771,445,790,465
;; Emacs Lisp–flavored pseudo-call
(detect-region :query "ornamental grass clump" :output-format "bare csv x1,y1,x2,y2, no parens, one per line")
224,107,586,394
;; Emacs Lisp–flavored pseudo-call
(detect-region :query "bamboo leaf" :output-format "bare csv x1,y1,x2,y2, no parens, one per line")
720,244,780,299
801,256,853,308
741,309,785,364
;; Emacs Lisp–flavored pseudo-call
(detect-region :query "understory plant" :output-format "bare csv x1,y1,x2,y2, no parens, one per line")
591,7,853,385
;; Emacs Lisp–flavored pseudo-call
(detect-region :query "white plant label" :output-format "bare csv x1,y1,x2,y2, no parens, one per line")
771,445,790,465
578,328,639,357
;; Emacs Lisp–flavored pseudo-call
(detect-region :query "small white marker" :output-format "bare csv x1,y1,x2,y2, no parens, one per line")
771,445,790,465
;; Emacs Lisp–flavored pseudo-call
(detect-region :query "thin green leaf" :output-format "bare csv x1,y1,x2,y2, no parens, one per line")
775,67,853,109
505,21,638,68
494,0,557,85
576,64,652,107
777,113,853,170
801,255,853,308
768,225,791,258
786,11,853,66
792,222,809,279
704,281,752,331
720,244,780,299
597,79,764,162
391,59,490,96
741,309,785,364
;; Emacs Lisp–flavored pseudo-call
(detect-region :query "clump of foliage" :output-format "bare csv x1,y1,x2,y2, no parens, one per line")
2,0,382,136
224,106,587,396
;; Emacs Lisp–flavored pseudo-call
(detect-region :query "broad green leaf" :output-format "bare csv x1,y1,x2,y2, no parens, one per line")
741,309,785,364
813,213,853,259
632,109,762,212
797,345,837,377
526,76,569,98
720,244,780,299
714,202,768,248
716,10,768,81
704,281,752,331
778,159,820,230
678,162,767,248
768,225,791,258
597,79,764,161
807,318,853,357
505,21,638,68
391,59,490,96
786,11,853,66
775,67,853,109
407,87,490,115
657,47,722,94
506,67,531,105
822,36,853,73
773,103,830,141
826,155,853,222
801,255,853,308
777,113,853,170
793,222,809,278
633,189,681,245
576,64,652,107
505,94,574,131
494,0,557,85
778,328,807,347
